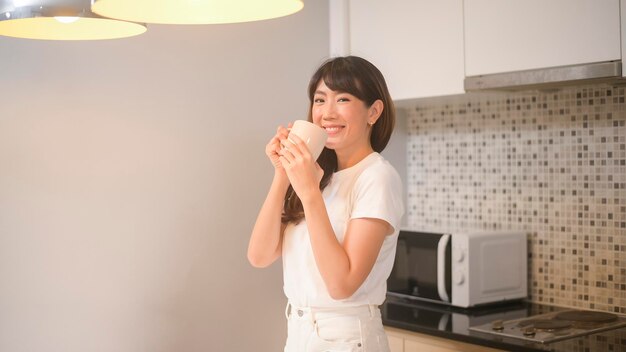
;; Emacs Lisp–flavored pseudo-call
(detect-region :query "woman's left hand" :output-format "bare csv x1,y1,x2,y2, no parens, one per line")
278,134,324,201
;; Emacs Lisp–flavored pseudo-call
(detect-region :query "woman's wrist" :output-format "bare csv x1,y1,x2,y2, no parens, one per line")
299,188,323,207
272,170,290,191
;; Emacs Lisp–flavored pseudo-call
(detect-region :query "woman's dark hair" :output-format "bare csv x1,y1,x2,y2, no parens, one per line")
281,56,396,224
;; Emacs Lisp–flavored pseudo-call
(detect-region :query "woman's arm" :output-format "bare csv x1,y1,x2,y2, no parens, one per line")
302,193,391,299
247,125,291,268
247,172,290,268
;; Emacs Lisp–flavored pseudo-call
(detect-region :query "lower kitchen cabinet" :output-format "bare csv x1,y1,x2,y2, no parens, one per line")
385,326,504,352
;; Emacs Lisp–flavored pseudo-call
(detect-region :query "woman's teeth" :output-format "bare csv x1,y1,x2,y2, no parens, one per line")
325,126,342,133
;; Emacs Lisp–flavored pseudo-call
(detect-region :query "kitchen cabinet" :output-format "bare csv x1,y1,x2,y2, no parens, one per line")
385,327,504,352
387,332,404,352
464,0,622,76
343,0,465,100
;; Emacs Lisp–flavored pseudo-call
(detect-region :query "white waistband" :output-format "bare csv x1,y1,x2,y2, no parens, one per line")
285,302,379,320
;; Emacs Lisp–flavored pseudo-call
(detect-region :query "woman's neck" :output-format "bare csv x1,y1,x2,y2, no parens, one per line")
335,146,375,171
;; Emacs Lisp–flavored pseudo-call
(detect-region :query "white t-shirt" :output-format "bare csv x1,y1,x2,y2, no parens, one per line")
282,152,404,307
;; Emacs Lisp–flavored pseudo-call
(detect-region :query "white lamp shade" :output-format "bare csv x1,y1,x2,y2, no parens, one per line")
0,0,146,40
91,0,304,25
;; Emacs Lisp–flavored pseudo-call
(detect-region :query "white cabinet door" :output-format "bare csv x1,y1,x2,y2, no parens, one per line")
348,0,465,100
464,0,621,76
404,339,458,352
388,333,404,352
385,327,505,352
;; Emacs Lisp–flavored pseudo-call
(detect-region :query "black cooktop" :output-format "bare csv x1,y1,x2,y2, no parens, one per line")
381,295,626,352
469,309,626,344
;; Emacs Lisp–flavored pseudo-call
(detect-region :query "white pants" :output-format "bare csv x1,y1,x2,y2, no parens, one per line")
284,303,391,352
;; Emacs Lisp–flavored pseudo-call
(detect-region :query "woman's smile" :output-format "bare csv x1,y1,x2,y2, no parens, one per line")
322,124,344,136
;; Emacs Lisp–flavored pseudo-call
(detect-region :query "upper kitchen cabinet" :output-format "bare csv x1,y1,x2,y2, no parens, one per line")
338,0,465,100
464,0,622,77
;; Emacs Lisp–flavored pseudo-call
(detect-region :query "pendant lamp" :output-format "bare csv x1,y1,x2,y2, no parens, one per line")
0,0,146,40
91,0,304,25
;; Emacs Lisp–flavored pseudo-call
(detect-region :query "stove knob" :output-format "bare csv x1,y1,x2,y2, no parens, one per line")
491,320,504,331
522,326,536,337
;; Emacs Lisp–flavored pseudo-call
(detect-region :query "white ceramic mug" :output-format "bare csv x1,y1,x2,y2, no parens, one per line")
286,120,328,160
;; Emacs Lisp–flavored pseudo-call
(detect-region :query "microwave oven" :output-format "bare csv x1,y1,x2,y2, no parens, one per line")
387,230,528,308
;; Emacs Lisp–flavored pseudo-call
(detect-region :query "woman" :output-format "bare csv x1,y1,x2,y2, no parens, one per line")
247,56,404,352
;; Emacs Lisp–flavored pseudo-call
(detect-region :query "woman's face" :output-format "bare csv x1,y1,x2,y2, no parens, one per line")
311,80,377,156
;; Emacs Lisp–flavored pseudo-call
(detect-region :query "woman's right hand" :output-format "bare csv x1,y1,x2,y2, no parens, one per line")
265,123,291,172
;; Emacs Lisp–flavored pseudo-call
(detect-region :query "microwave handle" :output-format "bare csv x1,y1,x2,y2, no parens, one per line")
437,234,451,302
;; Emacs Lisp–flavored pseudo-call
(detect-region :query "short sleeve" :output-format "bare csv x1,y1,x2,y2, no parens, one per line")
349,162,404,231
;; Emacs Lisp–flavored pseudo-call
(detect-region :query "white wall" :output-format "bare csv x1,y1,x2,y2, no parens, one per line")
0,3,328,351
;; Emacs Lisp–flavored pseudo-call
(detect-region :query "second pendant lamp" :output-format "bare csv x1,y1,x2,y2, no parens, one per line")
91,0,305,25
0,0,146,40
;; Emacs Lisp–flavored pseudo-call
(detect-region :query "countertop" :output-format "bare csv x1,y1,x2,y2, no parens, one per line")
381,295,626,352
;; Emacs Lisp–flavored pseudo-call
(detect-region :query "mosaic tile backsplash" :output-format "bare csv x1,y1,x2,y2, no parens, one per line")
403,83,626,313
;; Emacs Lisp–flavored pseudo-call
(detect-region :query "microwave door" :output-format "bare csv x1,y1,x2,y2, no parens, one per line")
388,231,452,304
